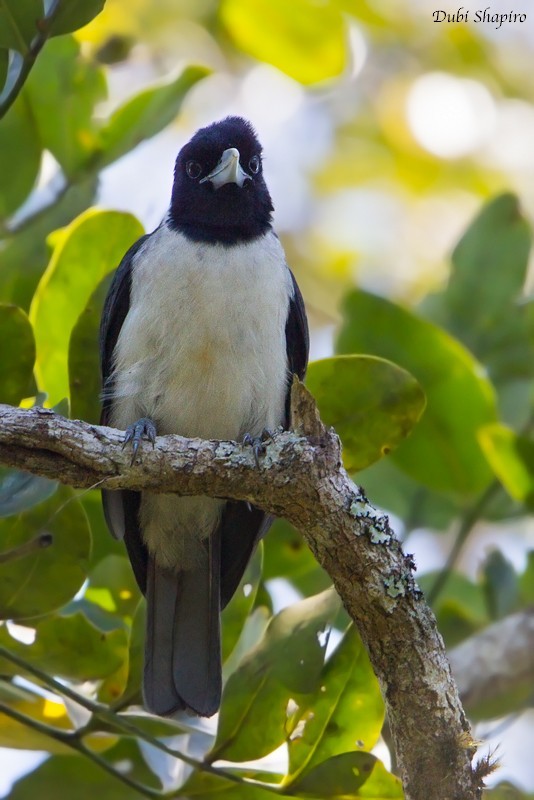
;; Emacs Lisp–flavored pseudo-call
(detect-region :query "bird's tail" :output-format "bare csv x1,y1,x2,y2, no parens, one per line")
143,529,222,717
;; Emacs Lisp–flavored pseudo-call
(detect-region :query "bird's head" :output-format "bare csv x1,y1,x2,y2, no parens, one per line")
169,116,274,245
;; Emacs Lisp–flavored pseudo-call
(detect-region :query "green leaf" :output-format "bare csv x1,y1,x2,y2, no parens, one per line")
0,485,91,620
478,423,534,508
222,545,262,663
220,0,347,85
307,355,426,472
0,174,98,311
0,0,43,54
211,588,340,763
23,36,106,176
420,195,534,428
9,741,158,799
0,304,35,404
182,770,284,799
418,572,488,647
0,612,127,681
263,519,332,597
0,468,57,517
69,272,112,423
98,65,210,167
0,691,71,752
337,290,497,494
0,96,41,219
519,551,534,605
485,782,534,800
30,208,144,406
86,554,141,619
481,550,520,621
290,751,403,798
287,626,384,783
119,599,144,706
50,0,106,37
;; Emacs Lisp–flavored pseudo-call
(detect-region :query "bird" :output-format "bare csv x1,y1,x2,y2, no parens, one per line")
99,116,309,718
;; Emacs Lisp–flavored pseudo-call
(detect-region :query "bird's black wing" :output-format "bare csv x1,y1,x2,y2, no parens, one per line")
100,235,151,594
284,268,310,422
219,267,309,608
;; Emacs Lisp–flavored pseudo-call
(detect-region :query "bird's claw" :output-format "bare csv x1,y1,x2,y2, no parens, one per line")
242,428,274,468
123,417,157,465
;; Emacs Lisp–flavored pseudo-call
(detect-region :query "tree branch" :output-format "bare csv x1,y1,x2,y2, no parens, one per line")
0,384,485,800
450,607,534,717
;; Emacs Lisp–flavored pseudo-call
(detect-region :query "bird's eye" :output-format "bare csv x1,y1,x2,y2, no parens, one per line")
186,160,202,179
248,155,261,174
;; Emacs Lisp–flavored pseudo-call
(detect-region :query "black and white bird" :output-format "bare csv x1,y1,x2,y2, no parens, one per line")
99,116,309,718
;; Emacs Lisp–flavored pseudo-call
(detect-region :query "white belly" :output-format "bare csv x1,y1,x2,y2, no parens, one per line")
109,226,292,568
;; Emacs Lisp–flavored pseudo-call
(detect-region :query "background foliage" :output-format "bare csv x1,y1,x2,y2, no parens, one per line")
1,0,534,797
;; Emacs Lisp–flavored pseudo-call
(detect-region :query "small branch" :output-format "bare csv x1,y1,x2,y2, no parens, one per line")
0,700,161,799
0,388,485,800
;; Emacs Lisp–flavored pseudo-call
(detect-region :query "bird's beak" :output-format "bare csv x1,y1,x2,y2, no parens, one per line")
200,148,249,189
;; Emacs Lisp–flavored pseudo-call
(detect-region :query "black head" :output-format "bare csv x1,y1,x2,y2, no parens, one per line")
169,116,274,245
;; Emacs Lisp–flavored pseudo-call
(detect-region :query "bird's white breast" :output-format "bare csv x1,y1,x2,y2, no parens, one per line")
109,226,293,569
111,226,292,440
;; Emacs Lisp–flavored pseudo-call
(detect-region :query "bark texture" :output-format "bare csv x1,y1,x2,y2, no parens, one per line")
0,384,485,800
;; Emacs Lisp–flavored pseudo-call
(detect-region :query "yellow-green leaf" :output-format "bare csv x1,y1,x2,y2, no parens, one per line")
337,290,497,494
0,485,90,620
30,208,144,407
220,0,347,85
306,355,426,472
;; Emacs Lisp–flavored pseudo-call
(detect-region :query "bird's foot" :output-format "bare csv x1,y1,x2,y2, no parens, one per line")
243,428,274,468
123,417,157,465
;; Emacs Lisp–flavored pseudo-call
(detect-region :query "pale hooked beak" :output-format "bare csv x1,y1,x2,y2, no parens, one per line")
199,147,249,189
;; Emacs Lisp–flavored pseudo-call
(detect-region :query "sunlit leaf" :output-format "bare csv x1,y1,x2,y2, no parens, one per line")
211,588,340,763
289,751,403,798
0,691,71,753
337,290,497,494
69,273,112,424
307,355,426,471
182,770,283,798
30,208,144,406
0,304,35,404
86,554,141,619
0,485,90,620
478,423,534,509
287,626,383,782
220,0,347,85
